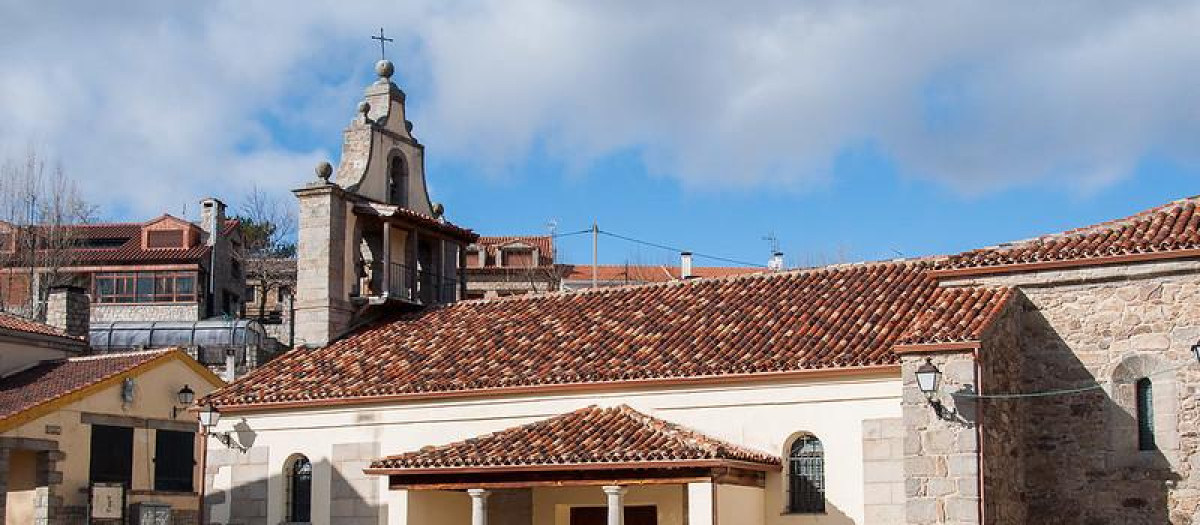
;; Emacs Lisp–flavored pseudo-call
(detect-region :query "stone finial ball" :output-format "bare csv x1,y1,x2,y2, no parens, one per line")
357,101,370,115
433,202,445,217
315,161,333,181
375,59,395,78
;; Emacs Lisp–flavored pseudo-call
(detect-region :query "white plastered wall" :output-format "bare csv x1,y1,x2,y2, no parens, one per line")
207,372,900,525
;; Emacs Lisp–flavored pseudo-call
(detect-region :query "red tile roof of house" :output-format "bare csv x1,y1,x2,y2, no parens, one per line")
559,264,765,282
206,261,1013,409
8,217,240,266
367,404,779,473
0,350,169,422
896,287,1014,347
474,236,555,266
0,311,77,340
937,195,1200,275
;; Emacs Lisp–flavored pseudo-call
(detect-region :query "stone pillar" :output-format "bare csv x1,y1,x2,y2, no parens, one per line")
901,350,981,524
686,482,714,525
292,182,351,347
602,486,626,525
45,286,89,339
468,489,490,525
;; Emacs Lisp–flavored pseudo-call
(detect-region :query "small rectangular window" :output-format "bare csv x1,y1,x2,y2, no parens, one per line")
89,425,134,486
154,430,196,492
1136,378,1155,451
146,229,184,249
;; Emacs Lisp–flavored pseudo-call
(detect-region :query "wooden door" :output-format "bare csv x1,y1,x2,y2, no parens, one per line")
569,505,656,525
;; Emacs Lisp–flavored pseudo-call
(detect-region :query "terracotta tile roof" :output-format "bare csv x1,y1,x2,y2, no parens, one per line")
559,264,765,283
939,195,1200,273
0,311,76,340
6,217,238,266
206,261,1013,408
474,236,555,266
368,404,779,472
353,201,478,242
896,287,1014,347
0,350,169,421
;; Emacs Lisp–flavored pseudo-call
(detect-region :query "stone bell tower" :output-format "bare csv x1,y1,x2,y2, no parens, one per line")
292,59,478,347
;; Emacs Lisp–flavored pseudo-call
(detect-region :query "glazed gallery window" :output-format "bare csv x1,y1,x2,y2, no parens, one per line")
93,271,197,303
1136,378,1155,451
788,434,826,514
89,424,134,486
154,430,196,492
286,455,313,522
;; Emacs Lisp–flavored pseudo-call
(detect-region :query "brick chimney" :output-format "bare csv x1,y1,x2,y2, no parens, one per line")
45,286,89,338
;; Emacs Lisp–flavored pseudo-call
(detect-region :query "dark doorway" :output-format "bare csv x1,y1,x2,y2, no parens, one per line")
570,505,656,525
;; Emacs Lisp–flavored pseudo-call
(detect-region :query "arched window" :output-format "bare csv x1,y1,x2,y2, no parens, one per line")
285,455,312,522
389,155,408,207
1136,378,1155,451
787,434,825,513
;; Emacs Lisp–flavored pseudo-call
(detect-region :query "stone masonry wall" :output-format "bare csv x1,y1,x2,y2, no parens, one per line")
862,417,905,524
977,298,1027,524
331,442,381,525
902,351,981,524
945,260,1200,524
91,303,201,323
207,445,269,525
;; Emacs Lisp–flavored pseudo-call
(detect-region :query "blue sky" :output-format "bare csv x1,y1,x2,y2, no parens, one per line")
1,1,1198,266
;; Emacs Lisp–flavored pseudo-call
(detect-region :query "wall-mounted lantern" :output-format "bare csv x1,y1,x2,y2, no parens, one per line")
171,385,194,419
171,384,195,419
198,403,246,452
1192,342,1200,365
915,358,946,418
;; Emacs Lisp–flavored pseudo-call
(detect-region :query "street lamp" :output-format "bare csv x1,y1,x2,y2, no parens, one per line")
171,384,196,419
915,359,942,397
914,358,946,418
197,403,245,452
198,402,221,430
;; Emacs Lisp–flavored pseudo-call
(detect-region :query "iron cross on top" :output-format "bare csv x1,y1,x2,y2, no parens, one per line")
371,28,394,60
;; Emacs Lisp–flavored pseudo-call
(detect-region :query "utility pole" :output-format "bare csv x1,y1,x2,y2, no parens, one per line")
592,221,599,288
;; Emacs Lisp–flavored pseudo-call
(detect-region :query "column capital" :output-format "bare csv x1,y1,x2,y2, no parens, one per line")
467,488,491,498
601,485,628,496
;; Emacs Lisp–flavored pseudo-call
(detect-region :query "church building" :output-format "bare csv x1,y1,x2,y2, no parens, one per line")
198,58,1200,525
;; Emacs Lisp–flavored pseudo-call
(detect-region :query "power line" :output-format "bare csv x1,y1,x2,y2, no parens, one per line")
597,229,766,268
951,363,1189,400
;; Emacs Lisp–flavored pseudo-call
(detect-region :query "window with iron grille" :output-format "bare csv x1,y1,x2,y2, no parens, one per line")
287,455,312,522
788,435,825,513
1136,378,1155,451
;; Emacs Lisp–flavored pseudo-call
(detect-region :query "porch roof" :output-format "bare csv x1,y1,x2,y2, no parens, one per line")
365,405,779,476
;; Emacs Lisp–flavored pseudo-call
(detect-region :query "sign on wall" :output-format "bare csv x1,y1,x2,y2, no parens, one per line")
90,483,125,520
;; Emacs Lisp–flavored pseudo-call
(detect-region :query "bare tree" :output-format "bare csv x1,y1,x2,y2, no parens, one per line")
0,148,95,319
234,185,297,321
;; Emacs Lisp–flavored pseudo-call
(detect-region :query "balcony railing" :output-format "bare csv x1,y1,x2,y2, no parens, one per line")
360,261,459,305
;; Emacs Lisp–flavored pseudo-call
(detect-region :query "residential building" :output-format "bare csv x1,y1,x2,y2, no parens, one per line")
0,198,247,323
558,263,765,291
201,192,1200,524
243,257,297,347
291,58,477,347
0,289,223,524
464,236,559,299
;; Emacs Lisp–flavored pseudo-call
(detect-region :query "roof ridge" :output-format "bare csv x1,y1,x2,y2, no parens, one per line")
450,258,929,308
68,349,171,361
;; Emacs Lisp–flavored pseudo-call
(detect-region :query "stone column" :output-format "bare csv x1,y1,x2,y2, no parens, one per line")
686,482,714,525
468,488,490,525
382,222,392,296
901,350,981,524
602,486,626,525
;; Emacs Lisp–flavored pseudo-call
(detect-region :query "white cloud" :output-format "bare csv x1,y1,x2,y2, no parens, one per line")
0,1,1197,218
